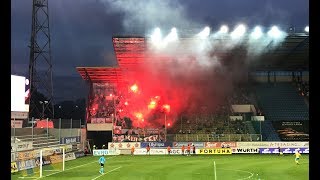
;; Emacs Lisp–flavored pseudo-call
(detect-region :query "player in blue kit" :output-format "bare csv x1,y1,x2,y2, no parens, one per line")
98,154,106,174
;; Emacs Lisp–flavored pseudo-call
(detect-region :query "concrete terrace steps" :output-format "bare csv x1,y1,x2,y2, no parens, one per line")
13,134,62,149
244,121,256,134
33,141,61,148
15,134,49,140
33,139,60,144
17,136,58,142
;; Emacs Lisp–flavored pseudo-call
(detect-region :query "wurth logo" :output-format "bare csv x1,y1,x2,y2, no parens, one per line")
236,148,259,153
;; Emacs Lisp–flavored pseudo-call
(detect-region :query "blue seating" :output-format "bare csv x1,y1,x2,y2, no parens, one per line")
254,83,309,121
254,82,309,141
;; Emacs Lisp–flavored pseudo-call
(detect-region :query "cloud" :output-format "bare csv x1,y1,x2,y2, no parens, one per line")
11,0,308,103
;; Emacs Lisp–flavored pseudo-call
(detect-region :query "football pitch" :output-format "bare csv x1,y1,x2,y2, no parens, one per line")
11,154,309,180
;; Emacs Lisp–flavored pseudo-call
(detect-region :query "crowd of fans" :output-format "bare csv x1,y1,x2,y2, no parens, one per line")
87,82,259,141
292,75,309,101
295,81,309,101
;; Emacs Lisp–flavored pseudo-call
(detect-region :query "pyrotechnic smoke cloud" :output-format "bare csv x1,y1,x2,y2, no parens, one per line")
99,0,287,127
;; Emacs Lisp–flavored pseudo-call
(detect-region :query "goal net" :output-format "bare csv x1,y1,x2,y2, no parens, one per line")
18,146,65,178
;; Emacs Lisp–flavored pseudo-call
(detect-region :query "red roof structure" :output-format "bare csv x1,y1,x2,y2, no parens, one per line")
77,34,308,84
76,67,123,84
76,36,147,85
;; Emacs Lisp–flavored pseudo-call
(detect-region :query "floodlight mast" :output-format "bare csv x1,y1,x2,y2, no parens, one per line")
28,0,54,119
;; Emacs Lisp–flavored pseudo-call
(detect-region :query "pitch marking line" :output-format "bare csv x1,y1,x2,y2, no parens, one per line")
91,166,122,180
44,170,60,171
213,161,254,180
18,177,37,179
30,156,116,179
213,161,217,180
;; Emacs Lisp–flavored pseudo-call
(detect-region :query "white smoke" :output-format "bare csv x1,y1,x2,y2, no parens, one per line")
100,0,194,32
100,0,288,69
99,0,291,92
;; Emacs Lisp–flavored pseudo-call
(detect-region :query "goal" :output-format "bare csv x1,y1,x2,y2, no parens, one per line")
39,146,65,178
18,146,65,178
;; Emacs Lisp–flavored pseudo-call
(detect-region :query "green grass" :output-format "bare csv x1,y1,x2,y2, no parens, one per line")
11,154,309,180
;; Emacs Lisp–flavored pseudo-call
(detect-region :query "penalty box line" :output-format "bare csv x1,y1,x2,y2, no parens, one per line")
30,156,117,179
91,166,122,180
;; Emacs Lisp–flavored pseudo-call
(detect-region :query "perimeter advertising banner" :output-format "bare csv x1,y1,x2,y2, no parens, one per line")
16,150,35,161
141,142,172,148
197,148,232,154
231,148,260,154
65,144,73,152
259,147,309,154
168,149,188,155
17,159,36,171
49,155,63,164
108,142,141,149
172,142,204,148
11,141,33,152
65,152,76,161
237,141,309,148
93,149,120,156
33,149,48,158
11,162,18,173
134,148,194,155
60,136,81,144
134,148,167,155
204,142,236,148
74,151,85,158
35,156,52,166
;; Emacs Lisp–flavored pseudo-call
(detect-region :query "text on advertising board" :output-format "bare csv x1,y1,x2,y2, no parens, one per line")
198,148,232,154
259,148,309,154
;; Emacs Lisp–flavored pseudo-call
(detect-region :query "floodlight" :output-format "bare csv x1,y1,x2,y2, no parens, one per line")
250,26,263,39
231,24,246,38
267,26,281,38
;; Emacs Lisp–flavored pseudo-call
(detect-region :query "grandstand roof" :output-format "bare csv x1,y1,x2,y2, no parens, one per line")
250,33,309,70
76,67,123,83
77,33,308,83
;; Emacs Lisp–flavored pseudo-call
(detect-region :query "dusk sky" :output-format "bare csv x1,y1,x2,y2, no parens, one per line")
11,0,309,102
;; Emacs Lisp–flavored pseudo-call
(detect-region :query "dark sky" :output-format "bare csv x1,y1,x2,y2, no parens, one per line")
11,0,308,102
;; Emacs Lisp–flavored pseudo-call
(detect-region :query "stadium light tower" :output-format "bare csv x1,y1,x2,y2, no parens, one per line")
39,101,48,119
28,0,54,119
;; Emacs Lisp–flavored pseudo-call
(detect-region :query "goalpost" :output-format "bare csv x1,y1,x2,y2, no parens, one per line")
18,146,65,178
39,146,65,178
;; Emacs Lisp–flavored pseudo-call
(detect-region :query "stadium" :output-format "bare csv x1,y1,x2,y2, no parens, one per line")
11,1,309,179
11,24,309,179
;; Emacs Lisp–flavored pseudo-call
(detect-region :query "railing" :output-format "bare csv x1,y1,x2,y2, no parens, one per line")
11,118,84,146
167,133,262,142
